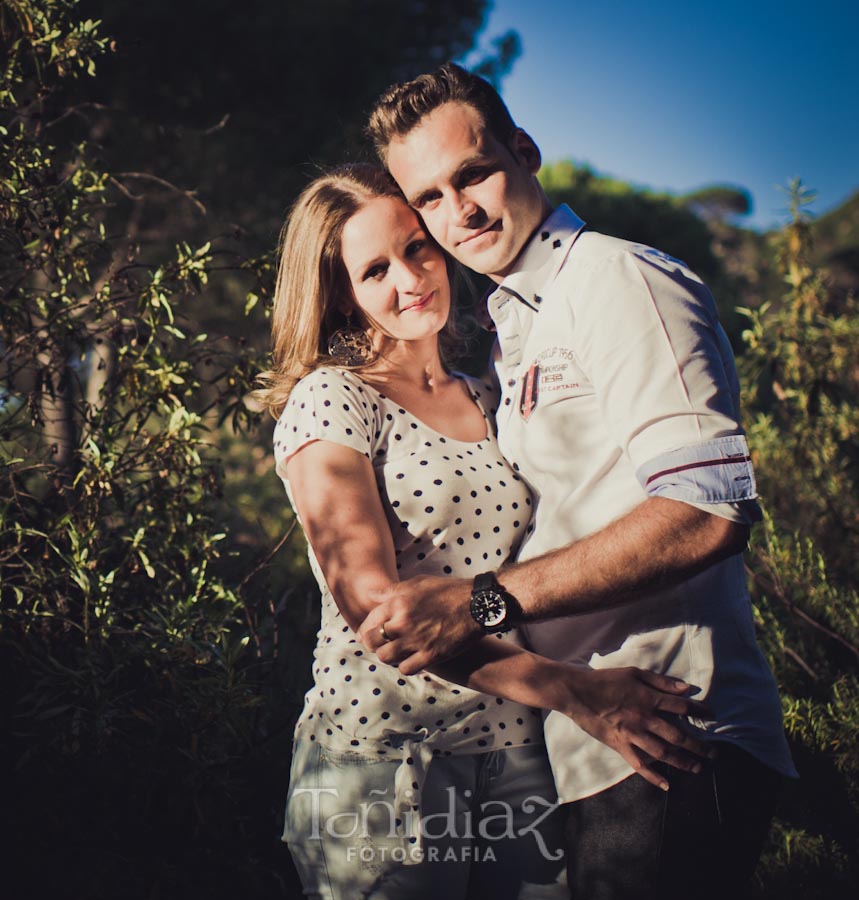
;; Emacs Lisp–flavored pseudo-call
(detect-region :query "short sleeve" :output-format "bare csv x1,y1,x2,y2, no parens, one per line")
273,369,374,472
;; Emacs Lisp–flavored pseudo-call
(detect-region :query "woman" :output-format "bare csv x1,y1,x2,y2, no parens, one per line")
257,165,705,900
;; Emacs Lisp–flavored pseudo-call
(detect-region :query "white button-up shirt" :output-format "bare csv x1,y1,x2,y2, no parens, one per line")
488,205,796,801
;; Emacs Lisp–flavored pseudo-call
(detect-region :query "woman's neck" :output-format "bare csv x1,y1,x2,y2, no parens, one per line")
364,338,450,394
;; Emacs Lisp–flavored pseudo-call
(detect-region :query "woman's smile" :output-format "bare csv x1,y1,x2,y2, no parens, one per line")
400,290,436,313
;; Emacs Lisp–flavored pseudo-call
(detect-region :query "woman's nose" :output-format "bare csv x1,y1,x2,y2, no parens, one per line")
393,259,423,292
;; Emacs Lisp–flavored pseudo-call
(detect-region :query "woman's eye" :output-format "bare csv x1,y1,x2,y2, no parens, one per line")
406,240,425,256
364,264,387,281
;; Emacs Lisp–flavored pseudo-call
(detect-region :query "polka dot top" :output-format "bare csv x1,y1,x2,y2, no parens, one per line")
273,367,543,831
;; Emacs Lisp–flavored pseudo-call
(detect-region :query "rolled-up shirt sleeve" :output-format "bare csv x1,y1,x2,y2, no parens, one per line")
636,436,762,524
637,435,755,502
575,245,761,522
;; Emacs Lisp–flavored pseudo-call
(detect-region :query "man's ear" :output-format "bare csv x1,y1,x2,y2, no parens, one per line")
510,129,542,174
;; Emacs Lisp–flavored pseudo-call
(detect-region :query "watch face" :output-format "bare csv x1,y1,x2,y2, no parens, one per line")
472,590,508,627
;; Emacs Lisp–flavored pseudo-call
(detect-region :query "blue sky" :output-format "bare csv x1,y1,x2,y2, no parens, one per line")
467,0,858,230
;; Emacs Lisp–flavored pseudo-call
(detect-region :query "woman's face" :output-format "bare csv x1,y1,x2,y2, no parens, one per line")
339,196,451,347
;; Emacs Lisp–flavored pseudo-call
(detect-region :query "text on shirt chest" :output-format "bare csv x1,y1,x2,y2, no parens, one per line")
503,345,591,421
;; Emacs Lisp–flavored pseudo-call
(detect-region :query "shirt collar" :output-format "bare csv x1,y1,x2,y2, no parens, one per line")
487,204,587,315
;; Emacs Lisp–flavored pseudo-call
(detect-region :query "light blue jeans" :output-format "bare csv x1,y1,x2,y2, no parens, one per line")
283,739,567,899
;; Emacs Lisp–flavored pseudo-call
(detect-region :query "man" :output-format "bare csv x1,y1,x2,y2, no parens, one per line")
359,64,796,898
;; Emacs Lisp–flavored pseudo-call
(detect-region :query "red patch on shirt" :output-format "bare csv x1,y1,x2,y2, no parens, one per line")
519,364,540,421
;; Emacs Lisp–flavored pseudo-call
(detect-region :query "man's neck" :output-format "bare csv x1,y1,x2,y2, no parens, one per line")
487,201,556,284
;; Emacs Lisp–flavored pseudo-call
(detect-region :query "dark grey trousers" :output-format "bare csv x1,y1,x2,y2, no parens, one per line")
564,742,782,900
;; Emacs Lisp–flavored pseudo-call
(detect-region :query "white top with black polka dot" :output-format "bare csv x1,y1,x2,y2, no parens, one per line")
273,367,543,835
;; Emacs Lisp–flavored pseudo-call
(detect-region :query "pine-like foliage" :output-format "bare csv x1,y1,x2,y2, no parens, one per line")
740,181,859,896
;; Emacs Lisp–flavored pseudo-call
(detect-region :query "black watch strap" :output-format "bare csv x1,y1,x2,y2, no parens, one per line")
473,571,498,593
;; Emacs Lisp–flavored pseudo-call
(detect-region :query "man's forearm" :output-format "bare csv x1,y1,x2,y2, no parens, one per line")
500,497,748,621
359,498,748,674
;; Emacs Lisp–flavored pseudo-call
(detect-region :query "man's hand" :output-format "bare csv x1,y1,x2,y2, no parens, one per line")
359,575,481,674
562,666,714,791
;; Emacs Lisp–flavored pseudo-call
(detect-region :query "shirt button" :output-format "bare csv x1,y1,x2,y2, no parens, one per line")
507,379,516,386
504,397,512,405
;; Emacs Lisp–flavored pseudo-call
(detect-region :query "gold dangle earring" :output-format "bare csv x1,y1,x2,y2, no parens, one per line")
327,313,373,366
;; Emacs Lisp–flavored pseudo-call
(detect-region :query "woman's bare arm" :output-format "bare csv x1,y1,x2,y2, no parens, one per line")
287,439,712,788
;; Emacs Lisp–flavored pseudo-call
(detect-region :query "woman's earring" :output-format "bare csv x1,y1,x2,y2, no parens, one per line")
327,315,372,366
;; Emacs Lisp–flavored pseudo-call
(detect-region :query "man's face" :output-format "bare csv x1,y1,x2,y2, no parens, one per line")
386,102,549,282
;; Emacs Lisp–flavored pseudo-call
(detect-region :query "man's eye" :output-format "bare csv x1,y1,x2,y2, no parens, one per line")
414,192,441,210
461,167,488,185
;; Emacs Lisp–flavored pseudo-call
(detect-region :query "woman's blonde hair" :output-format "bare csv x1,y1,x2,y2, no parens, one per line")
256,163,469,418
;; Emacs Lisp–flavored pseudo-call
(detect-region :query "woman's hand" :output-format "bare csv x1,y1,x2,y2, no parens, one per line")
360,575,480,673
388,629,715,792
558,665,714,791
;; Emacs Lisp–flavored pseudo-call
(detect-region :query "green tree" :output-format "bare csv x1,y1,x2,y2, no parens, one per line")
741,180,859,896
680,184,752,223
1,3,288,896
809,189,859,302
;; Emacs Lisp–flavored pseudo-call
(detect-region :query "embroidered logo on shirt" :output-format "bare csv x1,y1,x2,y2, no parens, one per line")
530,347,587,396
519,364,540,421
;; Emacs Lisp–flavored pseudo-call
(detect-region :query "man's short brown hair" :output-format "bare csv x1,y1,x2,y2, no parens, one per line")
366,62,517,164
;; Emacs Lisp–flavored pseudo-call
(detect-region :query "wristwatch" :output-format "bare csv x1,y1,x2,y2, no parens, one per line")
469,572,519,633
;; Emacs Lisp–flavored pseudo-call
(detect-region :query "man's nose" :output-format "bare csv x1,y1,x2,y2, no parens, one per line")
447,190,479,226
